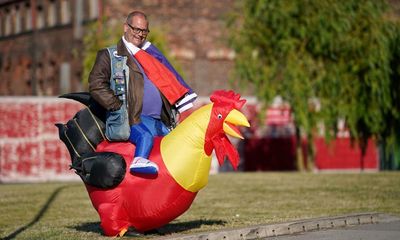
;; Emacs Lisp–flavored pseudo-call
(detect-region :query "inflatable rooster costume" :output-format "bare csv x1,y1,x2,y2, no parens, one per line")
56,90,250,236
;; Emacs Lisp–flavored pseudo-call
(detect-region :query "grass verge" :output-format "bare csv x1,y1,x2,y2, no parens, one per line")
1,172,399,239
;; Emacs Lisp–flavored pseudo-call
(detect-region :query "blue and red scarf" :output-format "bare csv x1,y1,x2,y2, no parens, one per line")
123,38,197,111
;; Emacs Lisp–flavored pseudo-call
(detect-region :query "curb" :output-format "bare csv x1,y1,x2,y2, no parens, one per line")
158,212,400,240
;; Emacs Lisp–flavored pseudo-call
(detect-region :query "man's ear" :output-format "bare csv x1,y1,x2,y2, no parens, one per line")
123,23,128,33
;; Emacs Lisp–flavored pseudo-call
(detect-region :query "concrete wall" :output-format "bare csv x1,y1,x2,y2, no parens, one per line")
0,97,378,182
0,97,83,182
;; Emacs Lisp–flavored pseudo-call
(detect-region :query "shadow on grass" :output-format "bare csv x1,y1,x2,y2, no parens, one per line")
155,219,227,235
2,185,70,240
71,221,102,234
71,219,227,236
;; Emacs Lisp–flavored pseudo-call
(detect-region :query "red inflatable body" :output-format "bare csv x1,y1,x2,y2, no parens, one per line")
87,139,196,236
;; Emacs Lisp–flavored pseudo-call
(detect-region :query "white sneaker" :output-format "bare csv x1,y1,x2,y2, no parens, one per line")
130,157,159,174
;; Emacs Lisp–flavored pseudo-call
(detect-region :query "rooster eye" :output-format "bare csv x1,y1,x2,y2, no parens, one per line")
217,114,222,119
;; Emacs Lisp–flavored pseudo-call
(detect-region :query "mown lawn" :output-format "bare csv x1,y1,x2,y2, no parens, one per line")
1,172,399,239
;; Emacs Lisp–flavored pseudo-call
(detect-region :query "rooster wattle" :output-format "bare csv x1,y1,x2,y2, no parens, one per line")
63,90,250,236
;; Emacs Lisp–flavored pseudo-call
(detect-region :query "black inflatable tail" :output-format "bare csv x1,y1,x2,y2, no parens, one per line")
56,92,125,189
56,91,107,167
71,152,126,189
55,123,80,164
59,92,91,106
59,92,106,121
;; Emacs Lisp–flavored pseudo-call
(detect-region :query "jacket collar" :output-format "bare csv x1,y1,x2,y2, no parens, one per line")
117,38,141,73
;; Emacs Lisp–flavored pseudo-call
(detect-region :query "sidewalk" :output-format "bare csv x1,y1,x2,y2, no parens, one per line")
271,220,400,240
158,212,400,240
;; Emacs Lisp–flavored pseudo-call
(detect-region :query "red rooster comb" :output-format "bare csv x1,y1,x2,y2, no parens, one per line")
210,90,246,110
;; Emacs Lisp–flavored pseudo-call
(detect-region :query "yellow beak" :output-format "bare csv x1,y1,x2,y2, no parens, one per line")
223,109,250,139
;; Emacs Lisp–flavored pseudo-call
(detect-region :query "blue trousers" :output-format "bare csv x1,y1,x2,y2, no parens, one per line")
129,115,170,158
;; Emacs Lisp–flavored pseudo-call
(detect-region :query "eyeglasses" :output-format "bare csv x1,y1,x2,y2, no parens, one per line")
126,22,150,35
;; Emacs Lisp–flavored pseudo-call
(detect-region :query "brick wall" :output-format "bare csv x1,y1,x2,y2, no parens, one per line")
0,28,84,96
0,0,237,97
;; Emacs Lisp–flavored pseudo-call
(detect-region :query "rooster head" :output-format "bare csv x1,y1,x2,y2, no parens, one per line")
204,90,250,170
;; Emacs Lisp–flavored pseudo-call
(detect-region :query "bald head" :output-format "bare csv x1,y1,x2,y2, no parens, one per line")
126,11,148,25
124,11,149,47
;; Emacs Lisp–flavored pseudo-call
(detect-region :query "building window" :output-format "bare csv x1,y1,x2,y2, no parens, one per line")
0,11,4,37
60,62,71,93
4,9,11,36
14,5,21,34
25,3,32,31
60,0,71,25
37,5,45,29
89,0,99,19
48,0,56,27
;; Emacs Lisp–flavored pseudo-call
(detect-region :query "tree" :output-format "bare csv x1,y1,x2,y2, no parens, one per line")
227,0,400,170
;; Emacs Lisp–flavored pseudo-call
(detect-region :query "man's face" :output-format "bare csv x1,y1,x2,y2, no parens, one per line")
124,16,149,47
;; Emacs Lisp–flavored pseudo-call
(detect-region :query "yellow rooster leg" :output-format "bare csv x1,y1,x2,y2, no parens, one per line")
118,228,128,237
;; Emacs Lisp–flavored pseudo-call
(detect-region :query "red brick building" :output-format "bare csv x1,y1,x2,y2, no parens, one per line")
0,0,236,96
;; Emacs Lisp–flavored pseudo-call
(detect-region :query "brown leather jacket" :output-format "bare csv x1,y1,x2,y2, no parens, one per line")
89,39,174,127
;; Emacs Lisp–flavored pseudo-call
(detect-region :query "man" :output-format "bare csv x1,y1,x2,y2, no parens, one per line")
89,11,195,175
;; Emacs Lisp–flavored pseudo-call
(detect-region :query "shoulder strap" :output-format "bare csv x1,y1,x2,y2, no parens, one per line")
106,46,129,107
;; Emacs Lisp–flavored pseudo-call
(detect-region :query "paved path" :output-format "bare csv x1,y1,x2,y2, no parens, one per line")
159,212,400,240
269,220,400,240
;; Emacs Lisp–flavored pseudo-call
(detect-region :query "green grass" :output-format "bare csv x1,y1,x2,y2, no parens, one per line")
1,172,400,239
